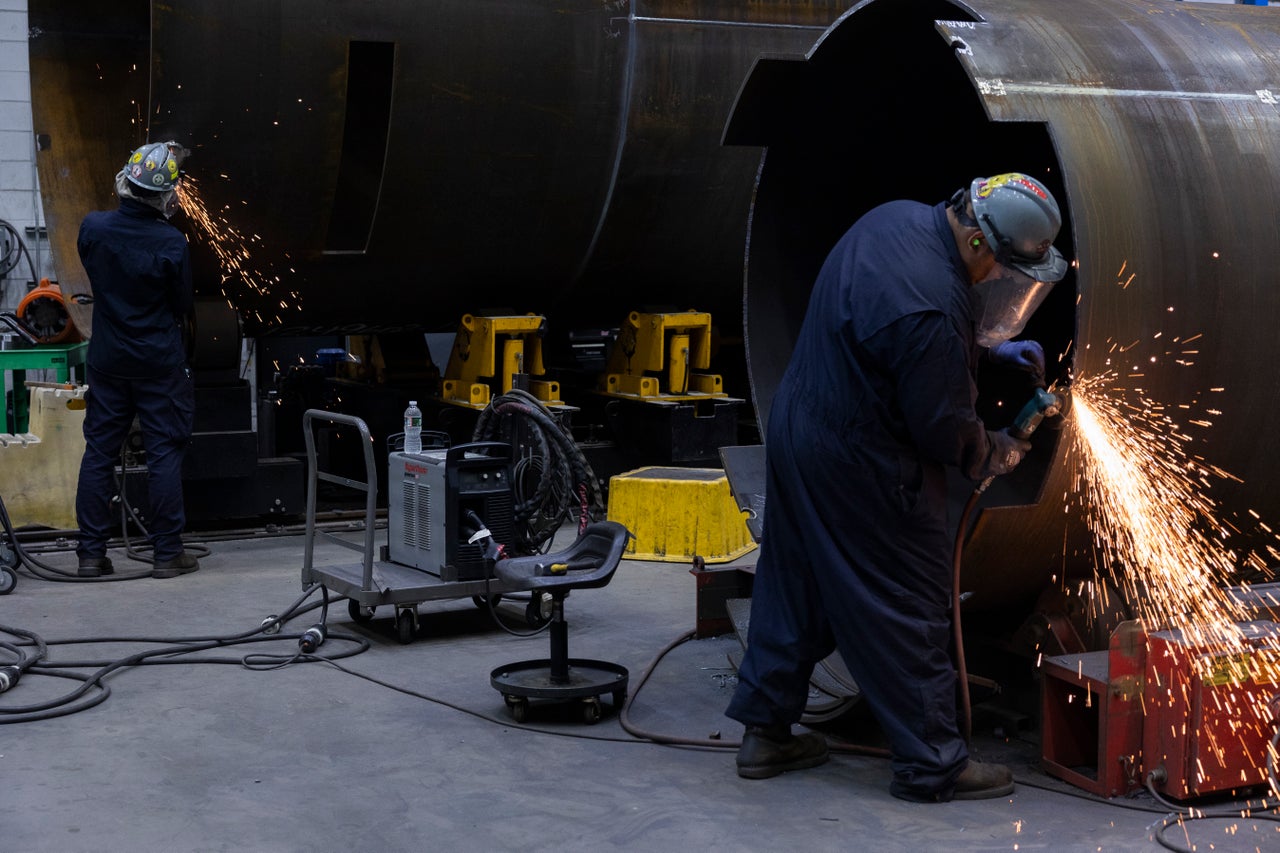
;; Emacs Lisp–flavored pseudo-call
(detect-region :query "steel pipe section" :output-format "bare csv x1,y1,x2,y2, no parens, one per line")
30,1,854,338
30,1,1280,617
728,0,1280,618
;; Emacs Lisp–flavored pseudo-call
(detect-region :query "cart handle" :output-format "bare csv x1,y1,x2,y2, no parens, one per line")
301,409,378,588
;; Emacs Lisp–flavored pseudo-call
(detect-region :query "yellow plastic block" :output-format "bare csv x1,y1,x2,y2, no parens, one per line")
0,385,86,528
607,466,756,563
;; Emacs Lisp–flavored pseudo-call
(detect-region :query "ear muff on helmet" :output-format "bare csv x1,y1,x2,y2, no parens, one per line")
979,213,1014,264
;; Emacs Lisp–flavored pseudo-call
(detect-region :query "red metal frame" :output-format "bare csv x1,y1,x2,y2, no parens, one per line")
1041,620,1146,797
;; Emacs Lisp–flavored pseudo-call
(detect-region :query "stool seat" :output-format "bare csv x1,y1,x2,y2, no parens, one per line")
490,521,631,724
493,520,628,591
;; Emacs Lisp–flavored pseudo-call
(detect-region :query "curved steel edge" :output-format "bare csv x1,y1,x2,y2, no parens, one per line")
731,0,1280,616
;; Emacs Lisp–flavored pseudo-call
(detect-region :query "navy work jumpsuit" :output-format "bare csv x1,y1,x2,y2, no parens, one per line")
725,201,1011,801
75,197,195,563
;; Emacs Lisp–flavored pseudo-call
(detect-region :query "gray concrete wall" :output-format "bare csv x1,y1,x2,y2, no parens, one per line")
0,0,51,318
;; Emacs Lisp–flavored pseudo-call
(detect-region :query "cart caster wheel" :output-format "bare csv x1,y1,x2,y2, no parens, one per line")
348,599,375,624
0,565,16,595
261,615,281,634
472,593,502,610
582,698,602,725
396,608,416,644
509,697,528,723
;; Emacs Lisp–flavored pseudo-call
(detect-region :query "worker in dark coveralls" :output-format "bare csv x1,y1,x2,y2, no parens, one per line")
726,173,1069,801
74,140,201,579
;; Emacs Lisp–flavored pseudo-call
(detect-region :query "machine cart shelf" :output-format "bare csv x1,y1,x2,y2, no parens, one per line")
298,409,536,643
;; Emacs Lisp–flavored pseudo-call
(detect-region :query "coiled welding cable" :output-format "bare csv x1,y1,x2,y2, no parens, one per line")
473,388,604,552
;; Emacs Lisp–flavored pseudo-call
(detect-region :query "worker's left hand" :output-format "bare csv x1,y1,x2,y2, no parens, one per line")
989,340,1045,382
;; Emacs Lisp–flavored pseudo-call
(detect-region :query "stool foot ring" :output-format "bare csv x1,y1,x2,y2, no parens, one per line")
491,659,629,723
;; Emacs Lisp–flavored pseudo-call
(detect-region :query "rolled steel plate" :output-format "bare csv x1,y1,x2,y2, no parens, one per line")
30,1,855,338
729,0,1280,618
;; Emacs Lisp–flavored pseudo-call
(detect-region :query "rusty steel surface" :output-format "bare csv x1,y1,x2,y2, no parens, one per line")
729,0,1280,616
29,0,151,338
29,1,854,338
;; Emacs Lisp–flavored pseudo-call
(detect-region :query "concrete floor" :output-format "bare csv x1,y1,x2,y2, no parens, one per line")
2,529,1276,853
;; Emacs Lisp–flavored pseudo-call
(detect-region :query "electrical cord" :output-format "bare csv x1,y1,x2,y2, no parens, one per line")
0,584,371,723
0,218,38,295
952,487,982,743
114,442,211,566
10,583,1278,853
1144,770,1280,852
473,387,605,553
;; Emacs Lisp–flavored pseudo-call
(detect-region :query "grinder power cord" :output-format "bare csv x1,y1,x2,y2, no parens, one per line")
954,381,1065,743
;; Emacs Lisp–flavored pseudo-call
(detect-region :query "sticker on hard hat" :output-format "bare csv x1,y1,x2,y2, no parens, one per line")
131,165,143,179
131,151,143,164
166,160,178,179
976,172,1047,200
151,174,165,186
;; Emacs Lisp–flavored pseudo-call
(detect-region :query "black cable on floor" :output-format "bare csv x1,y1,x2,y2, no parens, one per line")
0,584,360,723
1144,771,1280,853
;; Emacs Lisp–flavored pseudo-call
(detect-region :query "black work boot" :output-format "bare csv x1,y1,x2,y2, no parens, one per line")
77,556,114,578
951,760,1015,800
152,552,200,579
736,725,829,779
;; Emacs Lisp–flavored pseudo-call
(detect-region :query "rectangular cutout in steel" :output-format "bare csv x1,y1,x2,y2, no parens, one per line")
324,40,395,253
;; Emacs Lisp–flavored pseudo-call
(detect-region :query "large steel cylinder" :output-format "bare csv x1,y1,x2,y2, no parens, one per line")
27,1,1280,619
729,0,1280,619
29,0,854,338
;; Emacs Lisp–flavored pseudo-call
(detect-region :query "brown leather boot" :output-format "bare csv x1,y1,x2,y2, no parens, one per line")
952,760,1014,800
736,725,829,779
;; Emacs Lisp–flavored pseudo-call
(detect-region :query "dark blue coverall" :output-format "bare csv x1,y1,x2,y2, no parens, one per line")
725,201,1009,801
75,197,195,563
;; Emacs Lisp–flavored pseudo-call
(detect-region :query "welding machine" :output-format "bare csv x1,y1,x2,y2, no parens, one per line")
1143,622,1280,799
387,442,515,582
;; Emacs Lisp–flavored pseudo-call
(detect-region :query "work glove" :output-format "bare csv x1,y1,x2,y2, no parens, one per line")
982,428,1033,478
989,340,1046,384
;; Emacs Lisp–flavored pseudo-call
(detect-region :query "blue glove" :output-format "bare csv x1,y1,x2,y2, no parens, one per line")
990,340,1046,381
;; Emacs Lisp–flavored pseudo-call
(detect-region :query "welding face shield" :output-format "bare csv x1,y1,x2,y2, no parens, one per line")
970,266,1054,348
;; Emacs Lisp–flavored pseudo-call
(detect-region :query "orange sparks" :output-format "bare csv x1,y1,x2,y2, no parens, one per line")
176,175,302,325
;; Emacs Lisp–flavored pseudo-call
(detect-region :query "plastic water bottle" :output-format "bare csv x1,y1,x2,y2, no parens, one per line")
403,400,423,455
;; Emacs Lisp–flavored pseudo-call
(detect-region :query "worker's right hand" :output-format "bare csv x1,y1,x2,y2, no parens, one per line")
986,428,1033,477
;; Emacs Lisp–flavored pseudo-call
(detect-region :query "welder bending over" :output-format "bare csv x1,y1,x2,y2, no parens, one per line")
726,173,1069,801
74,140,201,579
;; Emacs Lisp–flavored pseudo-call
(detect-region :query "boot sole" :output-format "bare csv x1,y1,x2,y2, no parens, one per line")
952,781,1015,800
737,752,829,780
153,565,198,579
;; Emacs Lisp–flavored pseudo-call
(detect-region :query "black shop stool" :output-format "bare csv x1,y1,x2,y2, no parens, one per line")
490,521,630,724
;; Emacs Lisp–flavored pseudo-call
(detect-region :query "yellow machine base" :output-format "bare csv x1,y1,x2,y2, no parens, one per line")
606,466,756,564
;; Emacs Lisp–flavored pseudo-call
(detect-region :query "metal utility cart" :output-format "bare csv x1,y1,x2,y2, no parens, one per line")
299,409,537,643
